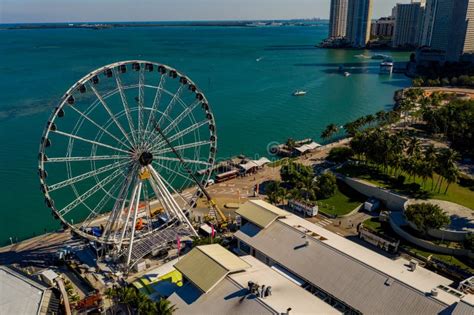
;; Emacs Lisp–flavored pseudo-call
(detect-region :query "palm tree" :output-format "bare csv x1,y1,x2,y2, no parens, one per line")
286,138,297,150
157,298,177,315
364,114,376,126
300,176,317,201
343,121,359,137
321,123,339,141
423,145,437,190
443,166,459,194
286,188,302,201
136,292,157,314
436,148,460,193
265,181,285,205
375,110,386,125
406,137,422,157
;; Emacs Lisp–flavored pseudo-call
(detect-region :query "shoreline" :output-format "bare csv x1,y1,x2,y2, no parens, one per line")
0,137,351,253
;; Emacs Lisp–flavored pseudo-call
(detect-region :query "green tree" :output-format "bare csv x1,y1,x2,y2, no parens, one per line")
285,138,297,150
464,233,474,251
280,162,314,186
327,147,354,163
375,110,387,125
265,180,285,205
321,123,339,141
436,148,460,193
315,173,337,199
423,145,437,189
157,298,178,315
412,77,424,87
405,203,450,234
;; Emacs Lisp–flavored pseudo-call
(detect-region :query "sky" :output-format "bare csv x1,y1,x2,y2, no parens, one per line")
0,0,412,24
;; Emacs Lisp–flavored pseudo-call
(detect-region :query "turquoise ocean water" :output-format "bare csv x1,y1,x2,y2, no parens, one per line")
0,22,410,245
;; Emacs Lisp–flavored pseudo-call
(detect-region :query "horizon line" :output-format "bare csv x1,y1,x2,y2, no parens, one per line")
1,17,329,25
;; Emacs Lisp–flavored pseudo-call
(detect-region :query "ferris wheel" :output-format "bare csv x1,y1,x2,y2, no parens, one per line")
38,60,217,266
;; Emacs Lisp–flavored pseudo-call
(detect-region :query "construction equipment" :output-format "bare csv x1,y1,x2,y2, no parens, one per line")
154,125,228,229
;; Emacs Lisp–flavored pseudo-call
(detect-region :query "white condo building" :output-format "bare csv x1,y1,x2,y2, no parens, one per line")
329,0,349,38
393,2,425,48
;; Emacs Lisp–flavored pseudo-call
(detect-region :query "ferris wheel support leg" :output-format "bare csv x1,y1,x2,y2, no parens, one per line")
148,166,198,237
147,172,180,221
126,181,143,267
117,181,139,253
103,172,135,243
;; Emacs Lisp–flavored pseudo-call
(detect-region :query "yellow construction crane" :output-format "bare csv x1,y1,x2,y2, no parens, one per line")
154,125,228,229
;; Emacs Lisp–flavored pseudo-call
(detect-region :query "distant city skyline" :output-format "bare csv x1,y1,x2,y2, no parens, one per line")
1,0,414,24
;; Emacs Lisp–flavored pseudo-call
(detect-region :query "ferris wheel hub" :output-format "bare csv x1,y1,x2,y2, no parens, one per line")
138,151,153,166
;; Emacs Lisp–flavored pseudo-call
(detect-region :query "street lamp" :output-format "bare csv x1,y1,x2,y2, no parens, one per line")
9,237,13,245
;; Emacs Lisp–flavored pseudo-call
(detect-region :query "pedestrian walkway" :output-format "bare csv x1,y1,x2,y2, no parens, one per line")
314,218,332,227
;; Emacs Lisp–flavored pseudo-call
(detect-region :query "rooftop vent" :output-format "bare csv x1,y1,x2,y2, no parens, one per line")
431,288,438,297
409,259,418,271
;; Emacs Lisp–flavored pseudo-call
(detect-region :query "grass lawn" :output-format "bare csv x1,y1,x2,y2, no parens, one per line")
317,181,365,216
337,163,474,210
401,244,474,274
363,217,383,233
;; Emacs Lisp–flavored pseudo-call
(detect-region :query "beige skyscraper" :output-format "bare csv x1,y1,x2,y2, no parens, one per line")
329,0,349,38
392,2,424,48
346,0,373,47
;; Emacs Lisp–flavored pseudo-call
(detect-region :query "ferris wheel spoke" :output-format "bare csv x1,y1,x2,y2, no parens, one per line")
114,68,137,144
137,66,146,140
152,160,191,183
144,75,167,136
88,83,134,146
45,155,129,163
155,85,185,128
48,160,129,192
151,119,209,151
58,168,124,217
79,174,126,230
69,106,131,149
153,140,211,156
52,130,131,154
161,99,202,136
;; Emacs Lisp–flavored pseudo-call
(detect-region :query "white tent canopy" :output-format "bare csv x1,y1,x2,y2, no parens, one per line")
294,142,321,154
239,157,271,172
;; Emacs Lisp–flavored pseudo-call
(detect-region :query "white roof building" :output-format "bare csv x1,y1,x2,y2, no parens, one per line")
0,266,55,315
168,244,340,314
234,200,473,315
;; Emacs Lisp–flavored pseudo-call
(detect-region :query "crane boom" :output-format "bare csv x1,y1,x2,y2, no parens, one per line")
154,125,227,223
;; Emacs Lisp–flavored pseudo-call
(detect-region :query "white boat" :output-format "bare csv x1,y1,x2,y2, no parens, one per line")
293,90,307,96
379,61,394,74
344,72,351,77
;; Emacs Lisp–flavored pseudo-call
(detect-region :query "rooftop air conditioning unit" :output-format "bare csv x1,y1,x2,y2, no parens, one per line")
431,288,438,297
409,260,418,271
